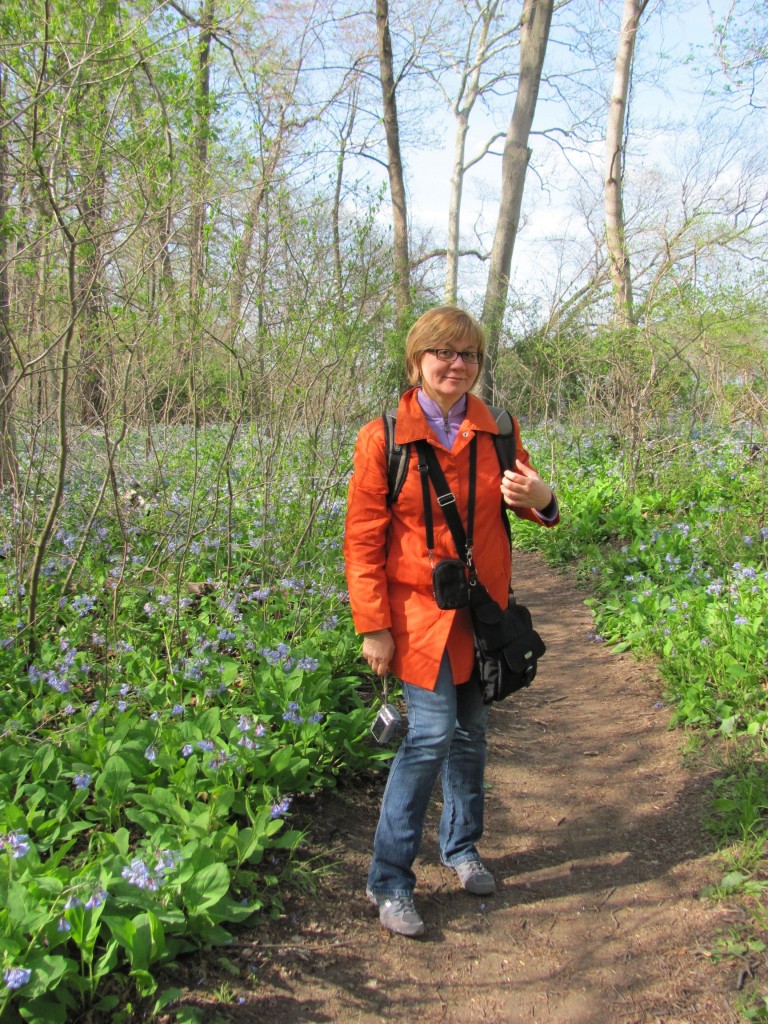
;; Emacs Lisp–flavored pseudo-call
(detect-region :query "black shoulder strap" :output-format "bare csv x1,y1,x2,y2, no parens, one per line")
383,410,409,506
415,438,477,568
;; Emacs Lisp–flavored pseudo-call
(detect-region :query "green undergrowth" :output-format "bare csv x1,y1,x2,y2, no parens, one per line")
0,426,390,1022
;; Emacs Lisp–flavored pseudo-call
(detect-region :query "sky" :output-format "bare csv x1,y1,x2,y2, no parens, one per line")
383,0,755,311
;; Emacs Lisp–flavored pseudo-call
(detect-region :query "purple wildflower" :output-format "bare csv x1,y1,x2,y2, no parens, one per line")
1,831,30,858
4,967,31,990
84,887,108,909
271,796,293,819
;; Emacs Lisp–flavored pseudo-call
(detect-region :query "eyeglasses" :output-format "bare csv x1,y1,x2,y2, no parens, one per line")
423,348,482,364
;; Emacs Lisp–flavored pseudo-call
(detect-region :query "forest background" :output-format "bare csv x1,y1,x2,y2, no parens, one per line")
1,0,768,1021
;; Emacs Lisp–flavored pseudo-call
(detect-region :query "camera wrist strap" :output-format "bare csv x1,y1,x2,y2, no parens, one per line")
415,438,477,572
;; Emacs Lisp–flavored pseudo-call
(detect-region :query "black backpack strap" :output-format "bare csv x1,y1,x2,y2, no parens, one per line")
488,406,516,546
385,405,515,507
488,406,516,474
383,410,409,506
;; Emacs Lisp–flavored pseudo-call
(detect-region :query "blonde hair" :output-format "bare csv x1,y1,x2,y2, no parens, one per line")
404,306,485,385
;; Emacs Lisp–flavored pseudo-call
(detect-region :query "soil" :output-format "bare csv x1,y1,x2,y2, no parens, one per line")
166,551,756,1024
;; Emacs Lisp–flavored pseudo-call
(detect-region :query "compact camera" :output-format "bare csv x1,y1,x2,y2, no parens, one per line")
370,702,403,745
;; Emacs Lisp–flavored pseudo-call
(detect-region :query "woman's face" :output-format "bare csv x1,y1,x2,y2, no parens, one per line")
418,341,480,412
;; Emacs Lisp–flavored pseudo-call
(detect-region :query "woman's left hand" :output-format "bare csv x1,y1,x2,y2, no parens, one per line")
501,459,553,511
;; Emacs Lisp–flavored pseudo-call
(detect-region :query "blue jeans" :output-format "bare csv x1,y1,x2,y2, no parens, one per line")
367,652,489,899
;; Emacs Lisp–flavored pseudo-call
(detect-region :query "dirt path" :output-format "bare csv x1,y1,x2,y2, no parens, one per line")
179,552,745,1023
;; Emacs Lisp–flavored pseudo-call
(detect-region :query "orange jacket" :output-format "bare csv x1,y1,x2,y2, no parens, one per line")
344,388,558,690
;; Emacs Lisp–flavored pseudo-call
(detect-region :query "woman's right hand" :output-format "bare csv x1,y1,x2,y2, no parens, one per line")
362,629,395,676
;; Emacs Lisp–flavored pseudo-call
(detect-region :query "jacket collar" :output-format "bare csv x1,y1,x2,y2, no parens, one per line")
394,387,499,444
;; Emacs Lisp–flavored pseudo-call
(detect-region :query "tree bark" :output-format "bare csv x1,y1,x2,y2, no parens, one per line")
604,0,649,328
445,0,500,305
0,65,17,488
376,0,410,322
188,0,214,428
479,0,553,401
79,165,108,425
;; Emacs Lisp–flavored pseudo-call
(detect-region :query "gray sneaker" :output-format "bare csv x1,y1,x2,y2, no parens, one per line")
366,889,425,937
453,860,496,895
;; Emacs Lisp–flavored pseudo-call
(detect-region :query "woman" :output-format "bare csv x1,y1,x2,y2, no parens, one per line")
344,306,559,938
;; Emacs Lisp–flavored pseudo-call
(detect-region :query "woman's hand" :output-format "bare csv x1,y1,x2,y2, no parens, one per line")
501,458,554,511
362,629,395,676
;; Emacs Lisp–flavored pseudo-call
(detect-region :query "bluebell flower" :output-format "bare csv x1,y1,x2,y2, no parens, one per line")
145,745,158,762
117,700,127,712
171,704,184,716
72,595,96,617
122,857,157,891
73,773,92,790
64,704,76,716
46,673,71,693
4,967,31,990
309,712,325,723
238,735,258,749
744,535,754,546
197,740,215,752
57,917,71,932
735,615,748,626
181,743,194,757
85,887,108,909
254,722,266,737
156,849,182,872
271,796,292,818
1,831,30,858
296,657,319,672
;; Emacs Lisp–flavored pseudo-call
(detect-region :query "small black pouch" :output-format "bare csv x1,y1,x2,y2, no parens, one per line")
432,558,469,609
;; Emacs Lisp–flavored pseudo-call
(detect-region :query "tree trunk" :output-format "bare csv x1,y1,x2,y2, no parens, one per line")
446,112,470,305
479,0,553,401
0,65,17,488
604,0,649,328
376,0,410,322
445,0,498,305
189,0,214,427
333,85,359,305
79,165,108,425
